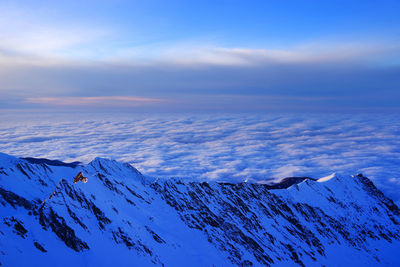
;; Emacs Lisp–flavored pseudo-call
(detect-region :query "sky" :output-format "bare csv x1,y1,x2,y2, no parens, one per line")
0,0,400,113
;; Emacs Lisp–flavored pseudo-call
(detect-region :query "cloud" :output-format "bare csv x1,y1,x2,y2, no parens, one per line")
0,3,398,67
0,2,398,113
113,41,398,66
1,51,399,113
25,96,168,107
1,113,400,205
0,2,110,66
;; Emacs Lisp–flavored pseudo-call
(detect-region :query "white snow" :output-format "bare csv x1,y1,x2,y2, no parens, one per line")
0,152,399,266
317,172,337,182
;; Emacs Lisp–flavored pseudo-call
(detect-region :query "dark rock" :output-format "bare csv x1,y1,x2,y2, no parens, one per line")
33,242,47,252
38,206,89,252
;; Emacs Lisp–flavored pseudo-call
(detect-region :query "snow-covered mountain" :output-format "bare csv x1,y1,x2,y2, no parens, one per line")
0,152,399,266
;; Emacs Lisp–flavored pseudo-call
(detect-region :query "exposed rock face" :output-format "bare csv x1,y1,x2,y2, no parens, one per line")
0,152,399,266
73,172,88,184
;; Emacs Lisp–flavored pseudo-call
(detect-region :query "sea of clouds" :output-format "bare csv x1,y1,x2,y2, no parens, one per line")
1,113,400,203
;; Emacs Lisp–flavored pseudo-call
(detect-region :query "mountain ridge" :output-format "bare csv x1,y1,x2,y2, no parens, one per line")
0,152,399,266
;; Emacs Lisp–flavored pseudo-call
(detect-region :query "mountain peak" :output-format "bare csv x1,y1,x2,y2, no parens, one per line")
0,152,399,266
90,156,117,164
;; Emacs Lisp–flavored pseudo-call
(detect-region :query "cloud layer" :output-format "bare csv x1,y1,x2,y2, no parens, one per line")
1,113,400,204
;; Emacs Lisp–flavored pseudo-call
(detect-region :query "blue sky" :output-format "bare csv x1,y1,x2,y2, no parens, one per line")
1,0,400,113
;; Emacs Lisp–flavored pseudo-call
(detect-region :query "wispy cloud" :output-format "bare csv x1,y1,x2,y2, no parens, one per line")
0,3,398,67
111,41,399,66
0,3,110,65
25,96,167,107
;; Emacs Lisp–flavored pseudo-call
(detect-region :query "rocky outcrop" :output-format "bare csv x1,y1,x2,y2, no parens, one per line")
73,172,88,184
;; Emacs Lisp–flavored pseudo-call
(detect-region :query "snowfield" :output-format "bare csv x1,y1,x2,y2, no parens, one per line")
0,152,399,266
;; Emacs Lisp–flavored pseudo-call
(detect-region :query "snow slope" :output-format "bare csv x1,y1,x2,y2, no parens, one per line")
0,152,399,266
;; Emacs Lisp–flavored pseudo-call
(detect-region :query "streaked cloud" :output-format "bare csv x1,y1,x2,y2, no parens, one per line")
25,96,168,107
110,41,399,66
1,55,399,112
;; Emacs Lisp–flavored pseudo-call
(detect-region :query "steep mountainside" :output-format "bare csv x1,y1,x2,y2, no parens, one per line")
0,152,399,266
